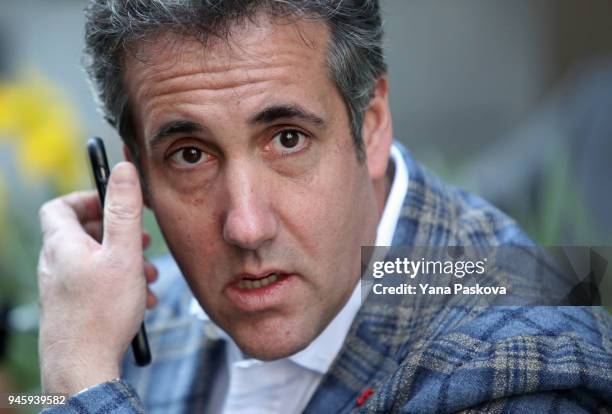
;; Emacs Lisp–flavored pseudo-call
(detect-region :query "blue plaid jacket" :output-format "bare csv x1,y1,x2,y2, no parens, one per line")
45,143,612,413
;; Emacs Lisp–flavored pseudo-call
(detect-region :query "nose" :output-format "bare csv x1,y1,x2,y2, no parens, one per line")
222,163,279,251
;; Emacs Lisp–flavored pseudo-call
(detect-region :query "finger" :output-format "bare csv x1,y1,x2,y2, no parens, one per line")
102,162,143,256
144,260,159,283
62,191,103,224
40,192,99,242
146,289,158,309
84,220,149,251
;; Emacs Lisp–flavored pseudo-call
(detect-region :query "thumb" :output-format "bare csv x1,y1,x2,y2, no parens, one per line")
103,162,143,255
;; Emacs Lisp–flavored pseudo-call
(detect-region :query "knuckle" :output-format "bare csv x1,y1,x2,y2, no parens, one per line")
38,197,68,239
38,199,57,225
105,200,141,222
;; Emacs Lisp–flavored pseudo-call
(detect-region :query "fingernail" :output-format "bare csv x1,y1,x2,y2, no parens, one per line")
111,162,138,186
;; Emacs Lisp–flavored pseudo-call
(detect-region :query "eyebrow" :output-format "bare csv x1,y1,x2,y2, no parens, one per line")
250,104,326,127
150,120,204,148
148,104,326,147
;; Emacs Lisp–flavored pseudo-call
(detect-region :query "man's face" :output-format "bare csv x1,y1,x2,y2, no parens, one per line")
124,16,384,359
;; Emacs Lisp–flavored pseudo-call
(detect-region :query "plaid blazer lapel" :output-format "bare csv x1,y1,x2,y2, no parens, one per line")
304,143,459,413
305,142,540,413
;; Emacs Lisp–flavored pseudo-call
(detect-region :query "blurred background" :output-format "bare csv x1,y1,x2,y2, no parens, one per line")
0,0,611,411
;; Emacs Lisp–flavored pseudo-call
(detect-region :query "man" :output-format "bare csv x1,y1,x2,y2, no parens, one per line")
39,1,611,413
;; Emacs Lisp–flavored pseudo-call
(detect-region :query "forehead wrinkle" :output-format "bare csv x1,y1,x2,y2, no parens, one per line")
128,43,316,118
142,64,293,102
125,17,333,143
125,16,329,97
138,66,295,128
141,78,283,139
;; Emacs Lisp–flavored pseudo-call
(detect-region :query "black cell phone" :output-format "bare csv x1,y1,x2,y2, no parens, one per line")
87,137,152,367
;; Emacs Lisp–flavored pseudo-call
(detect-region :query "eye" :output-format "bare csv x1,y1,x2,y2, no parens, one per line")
169,147,207,167
270,130,308,154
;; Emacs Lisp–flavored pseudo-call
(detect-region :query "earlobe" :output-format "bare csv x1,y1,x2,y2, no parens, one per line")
123,145,152,209
362,76,393,180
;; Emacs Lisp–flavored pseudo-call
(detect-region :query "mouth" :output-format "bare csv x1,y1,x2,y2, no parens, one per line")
237,272,283,290
225,271,296,312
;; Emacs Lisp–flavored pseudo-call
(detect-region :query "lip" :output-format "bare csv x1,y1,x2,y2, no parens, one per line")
225,271,296,312
231,269,287,283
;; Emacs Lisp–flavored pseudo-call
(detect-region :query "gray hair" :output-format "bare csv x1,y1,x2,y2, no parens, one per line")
83,0,387,161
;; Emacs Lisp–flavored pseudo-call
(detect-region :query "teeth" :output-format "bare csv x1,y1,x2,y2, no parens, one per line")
238,273,279,290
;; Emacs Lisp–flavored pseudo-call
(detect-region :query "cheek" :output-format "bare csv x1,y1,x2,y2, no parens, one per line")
281,151,367,266
146,163,213,238
150,185,220,268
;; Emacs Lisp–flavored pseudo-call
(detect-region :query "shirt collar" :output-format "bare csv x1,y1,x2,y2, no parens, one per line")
189,142,409,374
376,143,409,246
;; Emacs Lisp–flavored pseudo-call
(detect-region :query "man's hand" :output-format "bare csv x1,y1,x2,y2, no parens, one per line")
37,162,157,395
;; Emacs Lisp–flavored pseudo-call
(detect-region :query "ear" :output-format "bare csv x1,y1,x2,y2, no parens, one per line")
362,76,393,180
123,145,152,209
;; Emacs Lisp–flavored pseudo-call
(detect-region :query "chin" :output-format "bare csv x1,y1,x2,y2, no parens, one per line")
228,316,319,361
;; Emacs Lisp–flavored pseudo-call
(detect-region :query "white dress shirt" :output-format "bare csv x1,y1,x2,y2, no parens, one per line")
191,143,409,413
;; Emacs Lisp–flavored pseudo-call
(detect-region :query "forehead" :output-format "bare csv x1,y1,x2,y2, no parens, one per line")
122,14,332,109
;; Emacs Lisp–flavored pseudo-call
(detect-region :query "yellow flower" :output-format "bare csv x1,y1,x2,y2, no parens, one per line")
0,82,17,133
0,70,85,193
